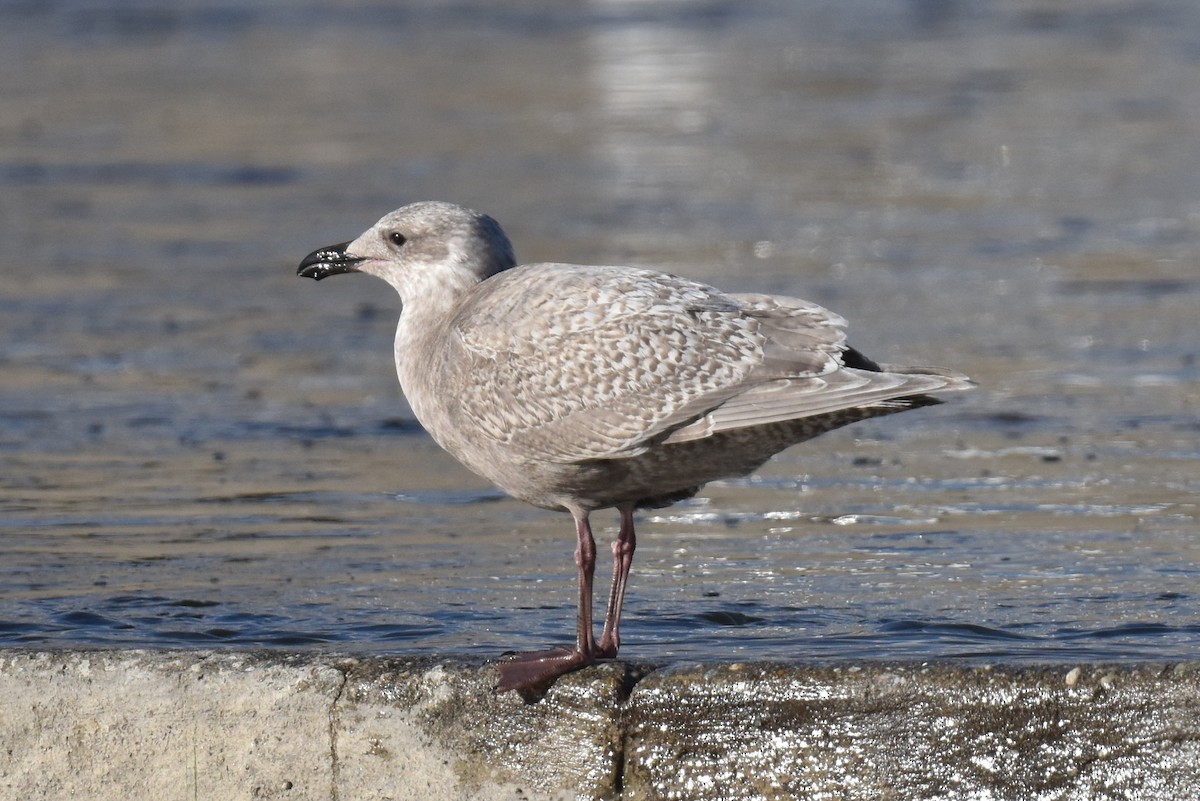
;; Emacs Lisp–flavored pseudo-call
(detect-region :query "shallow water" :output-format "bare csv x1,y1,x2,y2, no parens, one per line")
2,0,1199,665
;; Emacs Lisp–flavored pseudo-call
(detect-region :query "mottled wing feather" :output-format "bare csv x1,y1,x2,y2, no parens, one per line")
728,292,848,377
452,267,971,462
452,264,775,461
660,369,961,444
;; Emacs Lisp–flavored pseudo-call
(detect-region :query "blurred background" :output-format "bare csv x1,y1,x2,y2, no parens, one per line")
2,0,1198,663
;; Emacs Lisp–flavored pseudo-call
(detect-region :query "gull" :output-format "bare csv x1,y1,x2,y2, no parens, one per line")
297,201,972,692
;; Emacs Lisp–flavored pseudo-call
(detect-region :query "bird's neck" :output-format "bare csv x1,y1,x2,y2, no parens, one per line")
391,261,488,423
392,283,467,407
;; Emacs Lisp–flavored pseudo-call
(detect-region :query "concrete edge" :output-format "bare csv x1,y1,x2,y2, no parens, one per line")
3,649,1200,800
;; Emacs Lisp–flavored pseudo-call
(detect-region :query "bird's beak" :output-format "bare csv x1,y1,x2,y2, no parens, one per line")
297,241,367,281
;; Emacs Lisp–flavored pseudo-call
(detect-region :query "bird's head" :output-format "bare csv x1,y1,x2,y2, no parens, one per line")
297,201,516,305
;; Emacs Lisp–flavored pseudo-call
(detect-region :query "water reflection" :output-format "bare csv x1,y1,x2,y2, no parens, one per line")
2,0,1199,665
587,0,719,207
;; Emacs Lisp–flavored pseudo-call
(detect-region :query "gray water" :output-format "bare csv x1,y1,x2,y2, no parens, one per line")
2,0,1199,665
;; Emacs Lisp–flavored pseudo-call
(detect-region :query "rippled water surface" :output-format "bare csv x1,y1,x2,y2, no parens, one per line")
3,0,1199,664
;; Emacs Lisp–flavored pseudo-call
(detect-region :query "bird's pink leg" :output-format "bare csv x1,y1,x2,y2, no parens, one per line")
495,511,599,692
596,503,636,658
574,512,599,656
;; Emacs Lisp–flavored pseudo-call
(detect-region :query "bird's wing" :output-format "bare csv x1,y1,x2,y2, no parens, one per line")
447,266,863,463
659,368,965,443
658,292,973,443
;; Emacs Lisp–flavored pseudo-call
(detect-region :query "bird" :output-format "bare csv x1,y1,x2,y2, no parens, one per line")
297,201,972,692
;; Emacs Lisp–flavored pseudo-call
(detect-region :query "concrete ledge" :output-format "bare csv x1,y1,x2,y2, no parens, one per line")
3,651,1200,800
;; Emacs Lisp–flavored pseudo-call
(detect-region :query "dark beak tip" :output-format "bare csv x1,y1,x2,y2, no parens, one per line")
296,241,363,281
296,264,327,280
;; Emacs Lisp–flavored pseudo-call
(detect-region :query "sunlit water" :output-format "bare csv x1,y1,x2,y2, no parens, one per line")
2,0,1199,665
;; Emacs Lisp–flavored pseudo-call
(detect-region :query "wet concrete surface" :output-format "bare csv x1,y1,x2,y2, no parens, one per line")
3,0,1200,684
624,661,1200,800
4,650,1200,800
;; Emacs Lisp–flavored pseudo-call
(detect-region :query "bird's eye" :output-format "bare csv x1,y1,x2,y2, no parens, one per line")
388,232,407,247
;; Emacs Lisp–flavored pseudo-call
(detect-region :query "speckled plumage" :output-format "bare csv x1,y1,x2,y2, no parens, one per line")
298,201,972,692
